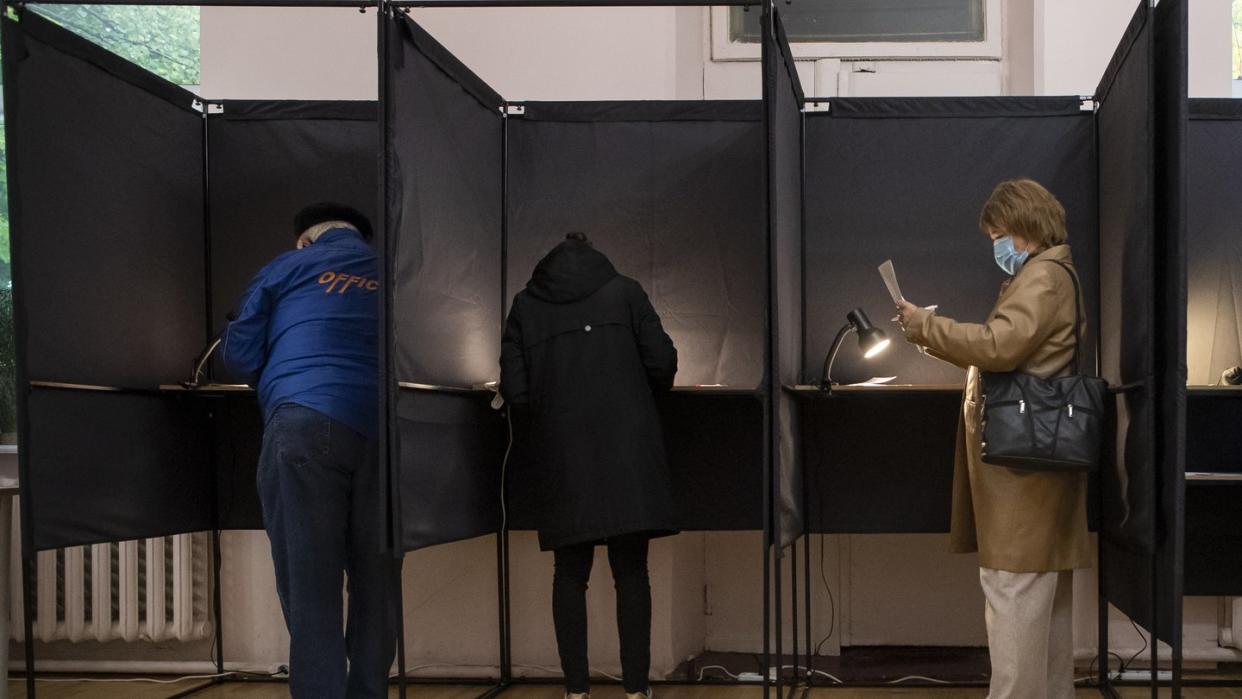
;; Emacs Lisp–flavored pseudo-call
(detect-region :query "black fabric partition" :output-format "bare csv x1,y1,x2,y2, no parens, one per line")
389,16,507,551
208,101,378,362
390,16,503,389
1186,99,1242,386
803,98,1098,387
1094,0,1164,641
5,11,207,389
799,99,1096,535
1182,100,1242,598
25,388,214,551
2,11,214,552
768,9,804,547
506,102,766,390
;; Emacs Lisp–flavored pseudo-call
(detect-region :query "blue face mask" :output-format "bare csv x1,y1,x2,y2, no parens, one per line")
993,235,1029,276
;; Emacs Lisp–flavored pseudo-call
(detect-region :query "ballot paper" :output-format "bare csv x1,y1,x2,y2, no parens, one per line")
878,260,904,304
847,376,897,387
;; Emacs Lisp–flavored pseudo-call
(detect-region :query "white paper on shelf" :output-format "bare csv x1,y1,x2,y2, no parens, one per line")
879,260,904,304
847,376,898,386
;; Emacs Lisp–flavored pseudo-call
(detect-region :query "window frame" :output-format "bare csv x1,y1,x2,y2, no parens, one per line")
711,0,1003,62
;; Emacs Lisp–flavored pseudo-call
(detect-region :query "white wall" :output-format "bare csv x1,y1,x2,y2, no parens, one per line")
1031,0,1235,99
1033,0,1137,96
189,0,1242,679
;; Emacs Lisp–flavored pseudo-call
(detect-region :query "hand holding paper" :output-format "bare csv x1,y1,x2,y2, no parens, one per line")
881,260,937,324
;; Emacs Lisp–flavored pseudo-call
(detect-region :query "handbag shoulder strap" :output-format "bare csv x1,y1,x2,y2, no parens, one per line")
1043,259,1084,375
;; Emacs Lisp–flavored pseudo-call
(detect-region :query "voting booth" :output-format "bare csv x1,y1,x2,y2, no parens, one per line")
778,0,1190,692
384,4,802,692
1,5,382,697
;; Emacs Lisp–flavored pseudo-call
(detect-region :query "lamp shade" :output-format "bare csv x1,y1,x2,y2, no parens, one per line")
846,308,890,359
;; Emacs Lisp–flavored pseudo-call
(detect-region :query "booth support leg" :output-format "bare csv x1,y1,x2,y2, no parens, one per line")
1097,575,1118,697
395,558,408,699
0,495,11,699
803,532,812,689
762,533,770,699
20,551,34,699
211,528,224,678
774,544,783,697
1151,562,1159,699
790,540,798,692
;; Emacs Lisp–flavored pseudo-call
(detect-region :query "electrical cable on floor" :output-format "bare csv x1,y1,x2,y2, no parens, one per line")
778,665,843,684
1123,617,1149,672
696,664,740,681
514,664,622,683
395,663,621,683
34,673,240,684
887,675,956,685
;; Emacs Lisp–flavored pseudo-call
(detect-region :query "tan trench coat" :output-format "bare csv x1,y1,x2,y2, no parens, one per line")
904,244,1091,573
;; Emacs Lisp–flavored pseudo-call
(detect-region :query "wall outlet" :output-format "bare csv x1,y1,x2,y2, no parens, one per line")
736,672,764,683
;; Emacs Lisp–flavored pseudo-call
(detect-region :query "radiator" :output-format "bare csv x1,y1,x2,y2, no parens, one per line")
10,531,213,644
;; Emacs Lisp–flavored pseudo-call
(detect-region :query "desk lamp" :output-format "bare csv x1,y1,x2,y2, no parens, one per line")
183,335,223,389
820,308,890,391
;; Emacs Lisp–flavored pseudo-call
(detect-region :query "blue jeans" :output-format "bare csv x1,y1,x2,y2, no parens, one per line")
258,403,397,698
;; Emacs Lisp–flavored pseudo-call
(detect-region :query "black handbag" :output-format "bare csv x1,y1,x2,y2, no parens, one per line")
980,260,1107,472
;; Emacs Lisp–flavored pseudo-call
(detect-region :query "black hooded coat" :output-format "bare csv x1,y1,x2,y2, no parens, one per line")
500,239,679,550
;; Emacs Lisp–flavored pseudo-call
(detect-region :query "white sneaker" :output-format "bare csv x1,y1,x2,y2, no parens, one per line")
625,692,652,699
565,693,590,699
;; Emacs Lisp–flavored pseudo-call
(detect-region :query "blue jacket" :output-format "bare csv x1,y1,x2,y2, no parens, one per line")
222,228,378,439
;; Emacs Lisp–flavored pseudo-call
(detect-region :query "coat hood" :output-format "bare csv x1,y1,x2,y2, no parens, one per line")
526,240,618,303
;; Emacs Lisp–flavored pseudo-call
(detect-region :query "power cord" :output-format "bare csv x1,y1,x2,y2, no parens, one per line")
501,406,513,532
1123,618,1149,672
696,665,740,681
33,671,279,685
396,663,621,682
1087,651,1128,685
810,392,836,658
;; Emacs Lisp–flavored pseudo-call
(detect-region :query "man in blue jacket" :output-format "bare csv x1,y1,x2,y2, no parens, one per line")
222,203,393,698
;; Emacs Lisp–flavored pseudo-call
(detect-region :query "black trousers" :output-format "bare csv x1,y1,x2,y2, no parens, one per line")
552,534,652,694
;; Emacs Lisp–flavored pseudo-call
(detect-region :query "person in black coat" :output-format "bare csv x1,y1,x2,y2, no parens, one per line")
500,232,679,699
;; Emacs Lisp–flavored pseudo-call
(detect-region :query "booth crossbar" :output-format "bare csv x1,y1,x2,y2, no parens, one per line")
392,0,760,6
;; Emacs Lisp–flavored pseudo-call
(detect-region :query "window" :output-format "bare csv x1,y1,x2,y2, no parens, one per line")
1233,0,1241,96
30,5,200,86
0,6,199,444
730,0,985,45
713,0,1000,62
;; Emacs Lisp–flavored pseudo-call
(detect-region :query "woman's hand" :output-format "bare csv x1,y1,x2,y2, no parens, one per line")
895,299,919,328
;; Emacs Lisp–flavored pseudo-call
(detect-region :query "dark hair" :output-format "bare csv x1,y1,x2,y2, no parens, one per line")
294,202,373,241
978,179,1066,248
565,232,589,244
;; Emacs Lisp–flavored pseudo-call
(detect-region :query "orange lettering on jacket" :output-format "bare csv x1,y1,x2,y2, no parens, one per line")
318,271,378,295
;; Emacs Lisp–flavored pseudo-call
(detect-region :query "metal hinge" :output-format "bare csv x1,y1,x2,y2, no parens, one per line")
503,104,526,117
802,100,831,113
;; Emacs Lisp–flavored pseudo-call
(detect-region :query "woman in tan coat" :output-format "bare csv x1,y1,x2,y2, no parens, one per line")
896,179,1090,699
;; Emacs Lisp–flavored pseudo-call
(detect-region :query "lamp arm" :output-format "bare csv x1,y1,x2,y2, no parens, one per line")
189,335,223,388
820,323,853,391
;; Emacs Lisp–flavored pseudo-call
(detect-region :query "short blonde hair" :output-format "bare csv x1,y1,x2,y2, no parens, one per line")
978,178,1068,248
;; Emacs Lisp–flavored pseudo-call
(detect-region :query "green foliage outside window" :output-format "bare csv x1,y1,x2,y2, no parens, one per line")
1234,0,1241,80
32,5,200,86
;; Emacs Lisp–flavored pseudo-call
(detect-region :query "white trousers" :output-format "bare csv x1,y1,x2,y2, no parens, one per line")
979,567,1075,699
